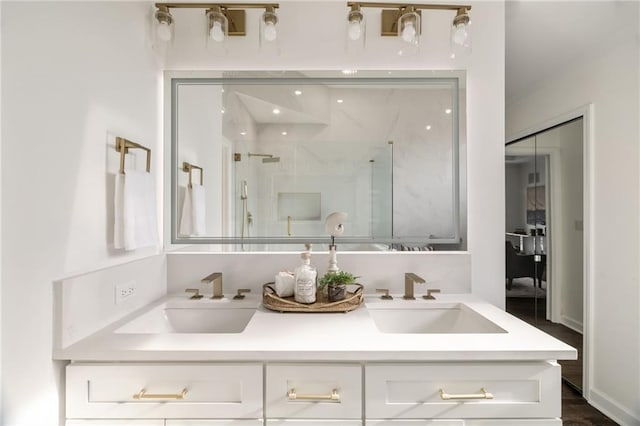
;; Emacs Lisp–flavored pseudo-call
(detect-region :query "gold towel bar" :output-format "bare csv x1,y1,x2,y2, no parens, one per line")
116,137,151,174
182,161,204,187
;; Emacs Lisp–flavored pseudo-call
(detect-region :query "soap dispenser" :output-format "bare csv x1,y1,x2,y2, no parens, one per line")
294,251,317,304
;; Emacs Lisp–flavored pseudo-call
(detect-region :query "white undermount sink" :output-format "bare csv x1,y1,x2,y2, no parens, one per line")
115,304,256,334
367,303,507,334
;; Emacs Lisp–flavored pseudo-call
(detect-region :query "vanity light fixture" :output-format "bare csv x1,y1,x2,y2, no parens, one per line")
347,2,471,57
154,3,279,46
450,7,471,58
260,6,279,44
154,5,174,43
337,99,344,103
347,3,365,41
207,6,228,43
397,6,420,55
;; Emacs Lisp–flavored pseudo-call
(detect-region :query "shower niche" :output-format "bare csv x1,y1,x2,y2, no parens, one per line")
170,71,466,250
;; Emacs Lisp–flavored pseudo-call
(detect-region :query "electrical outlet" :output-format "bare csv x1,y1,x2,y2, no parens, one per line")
115,280,137,305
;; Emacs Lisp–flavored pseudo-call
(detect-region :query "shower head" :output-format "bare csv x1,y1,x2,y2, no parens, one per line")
248,152,280,164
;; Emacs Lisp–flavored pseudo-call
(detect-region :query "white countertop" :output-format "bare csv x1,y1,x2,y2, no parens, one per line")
55,293,577,362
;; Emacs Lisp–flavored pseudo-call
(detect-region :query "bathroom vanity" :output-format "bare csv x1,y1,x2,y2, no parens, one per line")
57,287,575,426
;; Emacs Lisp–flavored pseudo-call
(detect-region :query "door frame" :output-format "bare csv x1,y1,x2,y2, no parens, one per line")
506,103,594,399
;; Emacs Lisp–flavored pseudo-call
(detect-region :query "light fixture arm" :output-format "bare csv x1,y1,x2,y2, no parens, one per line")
347,2,471,12
156,3,279,10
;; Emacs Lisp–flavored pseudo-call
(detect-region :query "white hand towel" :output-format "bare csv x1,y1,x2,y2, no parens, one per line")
114,170,158,251
179,184,206,236
275,271,295,297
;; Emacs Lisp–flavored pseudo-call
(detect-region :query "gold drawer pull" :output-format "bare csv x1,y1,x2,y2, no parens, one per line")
439,387,493,400
133,388,188,400
287,388,340,401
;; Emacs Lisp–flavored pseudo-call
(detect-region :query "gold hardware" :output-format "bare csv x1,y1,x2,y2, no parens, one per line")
233,288,251,300
115,137,151,174
185,288,203,299
182,161,204,187
376,288,393,300
234,153,242,161
423,288,441,300
287,388,340,401
439,387,493,400
202,272,223,299
133,388,188,400
404,272,426,300
346,2,471,36
156,3,279,37
287,215,292,237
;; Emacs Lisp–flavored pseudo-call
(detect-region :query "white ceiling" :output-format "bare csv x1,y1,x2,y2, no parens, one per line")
506,0,639,102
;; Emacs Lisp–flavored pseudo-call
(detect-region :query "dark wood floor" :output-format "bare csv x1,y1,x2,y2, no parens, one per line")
506,297,619,425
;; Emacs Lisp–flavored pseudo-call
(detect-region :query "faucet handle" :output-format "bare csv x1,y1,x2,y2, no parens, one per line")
185,288,203,300
423,289,441,300
233,288,251,300
376,288,393,300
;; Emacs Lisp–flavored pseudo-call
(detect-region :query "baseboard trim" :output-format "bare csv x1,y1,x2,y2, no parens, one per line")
589,388,640,426
560,314,583,334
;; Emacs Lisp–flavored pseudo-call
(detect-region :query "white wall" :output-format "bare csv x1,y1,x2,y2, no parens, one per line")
1,2,161,425
164,1,506,307
506,6,640,424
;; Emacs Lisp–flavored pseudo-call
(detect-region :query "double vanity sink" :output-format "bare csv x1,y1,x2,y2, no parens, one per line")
57,290,575,362
114,295,507,336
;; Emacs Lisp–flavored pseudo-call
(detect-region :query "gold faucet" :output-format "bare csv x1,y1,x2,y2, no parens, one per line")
201,272,223,299
404,273,426,300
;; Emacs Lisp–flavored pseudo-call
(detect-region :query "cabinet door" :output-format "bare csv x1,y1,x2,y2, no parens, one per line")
366,362,560,419
266,363,362,419
67,363,262,419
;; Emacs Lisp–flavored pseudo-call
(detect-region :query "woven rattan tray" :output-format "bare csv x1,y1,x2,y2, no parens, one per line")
262,282,364,313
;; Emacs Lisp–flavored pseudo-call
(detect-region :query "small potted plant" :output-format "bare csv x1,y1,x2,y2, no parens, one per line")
318,271,358,302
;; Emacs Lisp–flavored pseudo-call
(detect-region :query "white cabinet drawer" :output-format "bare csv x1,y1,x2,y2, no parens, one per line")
366,421,561,425
365,362,560,419
166,421,264,426
67,363,262,419
267,421,363,425
66,421,163,426
266,363,362,419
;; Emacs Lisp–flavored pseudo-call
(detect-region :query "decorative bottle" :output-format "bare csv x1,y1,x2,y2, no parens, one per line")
294,252,317,304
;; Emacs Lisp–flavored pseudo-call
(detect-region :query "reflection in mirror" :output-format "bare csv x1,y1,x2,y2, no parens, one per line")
171,71,466,251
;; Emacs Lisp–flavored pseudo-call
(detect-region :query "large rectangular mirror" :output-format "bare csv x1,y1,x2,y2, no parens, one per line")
171,71,466,251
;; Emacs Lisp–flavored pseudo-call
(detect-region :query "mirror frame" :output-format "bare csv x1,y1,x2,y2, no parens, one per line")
168,71,465,249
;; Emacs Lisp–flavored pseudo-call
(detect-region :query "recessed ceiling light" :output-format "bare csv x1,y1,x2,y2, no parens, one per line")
240,131,247,136
337,99,344,104
272,108,281,114
341,69,357,75
445,108,452,114
281,131,288,136
221,108,225,114
294,90,302,96
426,125,432,130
